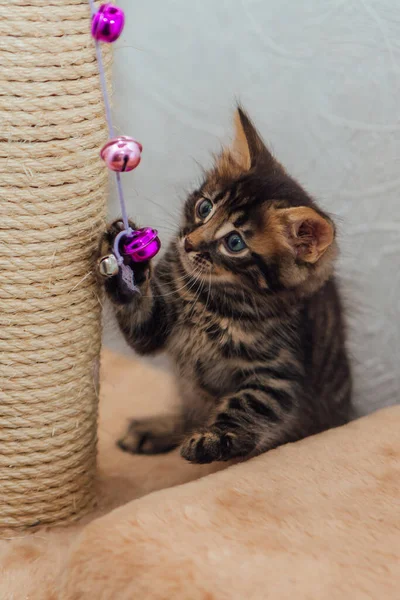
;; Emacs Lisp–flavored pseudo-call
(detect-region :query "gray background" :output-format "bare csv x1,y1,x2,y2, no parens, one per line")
105,0,400,416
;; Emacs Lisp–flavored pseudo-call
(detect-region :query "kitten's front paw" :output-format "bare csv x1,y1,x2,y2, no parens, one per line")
180,429,243,464
97,219,151,304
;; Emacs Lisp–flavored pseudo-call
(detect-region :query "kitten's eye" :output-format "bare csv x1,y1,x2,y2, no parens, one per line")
225,232,247,253
196,199,213,219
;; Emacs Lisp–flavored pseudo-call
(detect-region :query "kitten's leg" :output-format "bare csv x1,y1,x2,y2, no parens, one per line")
118,414,184,455
98,220,176,355
99,221,180,455
180,381,297,464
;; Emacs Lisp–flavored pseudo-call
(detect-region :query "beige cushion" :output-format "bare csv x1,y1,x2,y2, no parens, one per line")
1,349,399,599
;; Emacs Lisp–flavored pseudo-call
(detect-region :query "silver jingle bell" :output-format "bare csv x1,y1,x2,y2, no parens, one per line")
98,253,119,278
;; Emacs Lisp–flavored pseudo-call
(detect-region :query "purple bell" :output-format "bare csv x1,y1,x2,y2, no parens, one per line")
91,4,125,43
122,228,161,263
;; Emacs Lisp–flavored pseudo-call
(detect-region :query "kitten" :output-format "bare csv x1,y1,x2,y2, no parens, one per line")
98,107,352,464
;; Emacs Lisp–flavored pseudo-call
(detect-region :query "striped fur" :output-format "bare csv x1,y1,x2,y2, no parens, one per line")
100,108,351,464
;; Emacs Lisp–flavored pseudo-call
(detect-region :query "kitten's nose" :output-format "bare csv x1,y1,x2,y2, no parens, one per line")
184,237,194,253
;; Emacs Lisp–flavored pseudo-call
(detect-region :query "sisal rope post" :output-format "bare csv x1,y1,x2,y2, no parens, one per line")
0,0,112,529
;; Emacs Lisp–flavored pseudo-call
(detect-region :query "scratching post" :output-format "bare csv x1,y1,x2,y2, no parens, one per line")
0,1,111,529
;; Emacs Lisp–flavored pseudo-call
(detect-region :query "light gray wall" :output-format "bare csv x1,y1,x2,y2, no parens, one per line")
105,0,400,416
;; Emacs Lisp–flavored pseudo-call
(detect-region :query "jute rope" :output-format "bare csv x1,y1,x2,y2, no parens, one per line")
0,0,111,529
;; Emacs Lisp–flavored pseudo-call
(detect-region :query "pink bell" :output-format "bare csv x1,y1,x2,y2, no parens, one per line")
122,228,161,262
91,4,125,43
100,136,142,172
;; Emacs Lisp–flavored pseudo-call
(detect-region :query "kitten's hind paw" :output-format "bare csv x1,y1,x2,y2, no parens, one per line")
117,416,181,455
180,428,251,464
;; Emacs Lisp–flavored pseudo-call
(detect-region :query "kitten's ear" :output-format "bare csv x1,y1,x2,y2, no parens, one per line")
215,107,280,176
229,108,252,170
234,107,276,169
271,207,334,264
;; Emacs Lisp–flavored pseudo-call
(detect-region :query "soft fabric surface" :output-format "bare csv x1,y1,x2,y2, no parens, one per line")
0,350,399,599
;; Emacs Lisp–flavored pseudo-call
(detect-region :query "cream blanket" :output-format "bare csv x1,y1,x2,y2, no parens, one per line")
0,350,399,599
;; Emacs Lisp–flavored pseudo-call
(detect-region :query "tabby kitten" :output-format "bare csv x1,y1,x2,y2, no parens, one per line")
98,107,351,464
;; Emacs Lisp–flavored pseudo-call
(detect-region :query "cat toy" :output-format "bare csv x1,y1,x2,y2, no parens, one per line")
89,1,161,291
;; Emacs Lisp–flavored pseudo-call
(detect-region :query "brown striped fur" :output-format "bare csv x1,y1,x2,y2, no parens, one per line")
98,107,351,464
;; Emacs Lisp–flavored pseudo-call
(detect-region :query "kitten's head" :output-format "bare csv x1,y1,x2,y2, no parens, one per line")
179,107,337,299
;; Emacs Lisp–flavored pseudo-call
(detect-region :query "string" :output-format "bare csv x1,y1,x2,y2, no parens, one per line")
88,0,130,233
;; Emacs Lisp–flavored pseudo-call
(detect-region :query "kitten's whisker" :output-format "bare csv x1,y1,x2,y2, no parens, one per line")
183,268,205,302
158,224,177,234
188,272,207,319
143,266,203,300
166,268,198,285
143,197,182,225
197,271,212,324
152,261,200,291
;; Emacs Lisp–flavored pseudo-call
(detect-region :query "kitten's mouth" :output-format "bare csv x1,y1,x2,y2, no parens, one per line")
191,252,212,272
180,243,212,276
